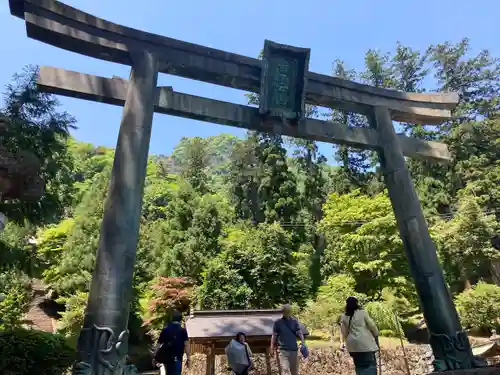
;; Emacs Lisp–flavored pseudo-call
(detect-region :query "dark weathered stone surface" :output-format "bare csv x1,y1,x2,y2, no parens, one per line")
74,51,158,375
427,365,500,375
492,234,500,250
37,67,452,163
259,40,310,124
371,106,486,371
10,0,459,124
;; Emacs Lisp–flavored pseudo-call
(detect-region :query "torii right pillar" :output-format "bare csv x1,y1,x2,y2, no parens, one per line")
371,106,488,372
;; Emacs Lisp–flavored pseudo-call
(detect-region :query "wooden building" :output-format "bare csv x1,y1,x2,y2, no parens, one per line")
186,309,283,375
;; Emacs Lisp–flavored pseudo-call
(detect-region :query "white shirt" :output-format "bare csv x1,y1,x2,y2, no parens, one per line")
340,309,379,353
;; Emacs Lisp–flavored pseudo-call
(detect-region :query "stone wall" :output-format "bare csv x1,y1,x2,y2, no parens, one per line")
183,345,433,375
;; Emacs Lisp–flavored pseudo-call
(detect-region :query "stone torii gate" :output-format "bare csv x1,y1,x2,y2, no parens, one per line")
8,0,487,373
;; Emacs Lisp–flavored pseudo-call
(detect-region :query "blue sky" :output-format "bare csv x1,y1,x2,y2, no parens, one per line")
1,0,499,159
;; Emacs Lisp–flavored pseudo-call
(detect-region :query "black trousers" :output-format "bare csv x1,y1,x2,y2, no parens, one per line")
233,367,249,375
350,352,377,375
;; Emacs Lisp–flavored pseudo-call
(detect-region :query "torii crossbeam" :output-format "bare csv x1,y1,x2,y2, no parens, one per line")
37,66,451,163
8,0,487,374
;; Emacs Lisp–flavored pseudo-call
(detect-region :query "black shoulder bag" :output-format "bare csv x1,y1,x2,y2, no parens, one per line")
282,317,301,339
154,325,179,364
346,309,357,337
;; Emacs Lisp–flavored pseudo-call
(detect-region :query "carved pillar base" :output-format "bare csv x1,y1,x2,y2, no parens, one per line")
430,330,488,372
73,326,129,375
427,365,500,375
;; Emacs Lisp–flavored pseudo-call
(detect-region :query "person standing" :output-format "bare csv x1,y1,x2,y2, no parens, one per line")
340,297,379,375
225,332,253,375
153,310,191,375
270,304,305,375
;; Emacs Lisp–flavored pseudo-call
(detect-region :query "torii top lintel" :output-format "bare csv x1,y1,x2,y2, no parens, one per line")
9,0,459,125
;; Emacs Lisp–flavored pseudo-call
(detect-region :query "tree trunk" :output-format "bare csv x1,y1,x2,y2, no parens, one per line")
491,260,500,285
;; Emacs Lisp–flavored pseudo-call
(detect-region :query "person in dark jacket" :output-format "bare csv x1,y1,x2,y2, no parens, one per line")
153,310,191,375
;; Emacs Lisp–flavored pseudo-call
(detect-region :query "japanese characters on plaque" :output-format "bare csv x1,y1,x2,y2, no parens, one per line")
259,40,310,125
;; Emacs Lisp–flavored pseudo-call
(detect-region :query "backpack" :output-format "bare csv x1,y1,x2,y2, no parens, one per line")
154,325,180,364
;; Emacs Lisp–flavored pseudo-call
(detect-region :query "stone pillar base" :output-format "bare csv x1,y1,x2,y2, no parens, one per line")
427,365,500,375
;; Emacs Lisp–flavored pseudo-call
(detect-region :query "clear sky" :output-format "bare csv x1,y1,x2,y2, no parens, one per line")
1,0,499,158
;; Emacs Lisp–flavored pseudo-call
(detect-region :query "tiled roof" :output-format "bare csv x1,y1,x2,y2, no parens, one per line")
186,309,282,339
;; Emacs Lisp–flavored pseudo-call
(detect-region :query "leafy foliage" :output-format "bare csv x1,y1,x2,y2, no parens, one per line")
364,301,403,338
0,270,31,329
0,66,75,225
198,223,311,309
319,191,411,299
300,274,362,334
433,195,499,290
56,291,88,343
142,277,193,333
455,282,500,332
0,328,75,375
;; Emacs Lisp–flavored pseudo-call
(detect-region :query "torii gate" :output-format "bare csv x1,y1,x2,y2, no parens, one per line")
8,0,488,373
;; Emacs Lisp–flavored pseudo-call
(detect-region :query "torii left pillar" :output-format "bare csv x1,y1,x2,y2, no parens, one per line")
73,50,158,375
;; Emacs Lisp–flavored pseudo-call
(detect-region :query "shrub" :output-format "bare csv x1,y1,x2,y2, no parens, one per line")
142,277,193,340
0,328,76,375
364,301,403,337
455,282,500,332
0,270,32,329
300,274,367,336
56,291,88,348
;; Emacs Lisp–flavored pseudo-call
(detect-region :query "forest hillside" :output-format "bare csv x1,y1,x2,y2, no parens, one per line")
0,39,499,373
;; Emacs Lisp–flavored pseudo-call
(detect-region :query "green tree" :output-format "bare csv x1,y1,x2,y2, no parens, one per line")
197,262,253,310
153,185,232,284
434,195,498,291
428,38,500,121
0,66,75,225
227,133,263,223
256,133,299,224
227,132,300,225
0,222,37,274
329,60,374,193
290,139,327,290
198,223,311,309
174,137,210,194
42,169,109,295
172,134,240,193
319,190,412,299
300,274,362,334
